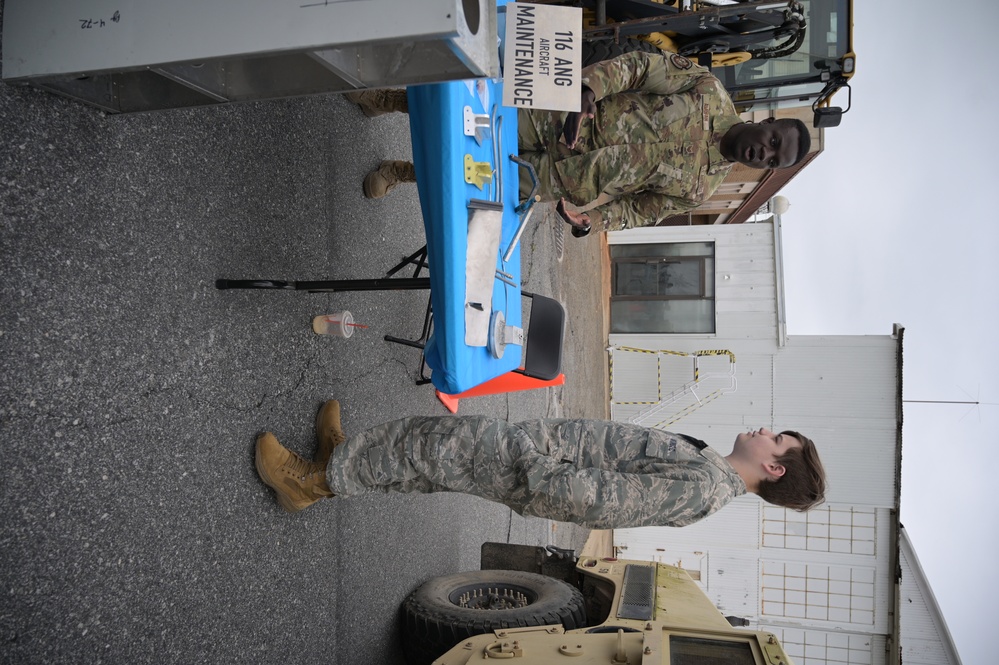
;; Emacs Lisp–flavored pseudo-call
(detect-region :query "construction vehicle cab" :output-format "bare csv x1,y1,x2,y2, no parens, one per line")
711,0,855,128
578,0,855,128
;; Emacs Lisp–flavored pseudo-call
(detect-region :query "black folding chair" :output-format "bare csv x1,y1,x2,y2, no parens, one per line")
517,291,565,381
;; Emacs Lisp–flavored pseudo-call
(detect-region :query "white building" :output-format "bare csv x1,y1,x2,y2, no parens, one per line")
898,527,963,665
601,220,959,665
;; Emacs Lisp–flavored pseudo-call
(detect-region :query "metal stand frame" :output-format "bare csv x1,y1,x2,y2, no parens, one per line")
215,246,432,293
216,245,436,384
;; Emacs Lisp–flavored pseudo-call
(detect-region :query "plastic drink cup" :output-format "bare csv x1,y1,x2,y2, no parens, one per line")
312,311,354,338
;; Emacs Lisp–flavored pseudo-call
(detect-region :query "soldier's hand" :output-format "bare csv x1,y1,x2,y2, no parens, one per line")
556,198,591,237
562,88,596,150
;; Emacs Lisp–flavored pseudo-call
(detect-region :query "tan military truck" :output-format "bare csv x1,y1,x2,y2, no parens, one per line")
401,542,793,665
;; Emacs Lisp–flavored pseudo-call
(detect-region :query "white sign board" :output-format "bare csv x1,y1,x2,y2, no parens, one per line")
502,2,582,111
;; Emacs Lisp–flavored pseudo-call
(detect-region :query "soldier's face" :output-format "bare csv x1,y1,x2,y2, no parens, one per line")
733,428,802,471
730,119,800,169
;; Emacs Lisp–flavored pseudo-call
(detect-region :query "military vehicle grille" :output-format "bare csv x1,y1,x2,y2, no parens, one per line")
617,564,656,620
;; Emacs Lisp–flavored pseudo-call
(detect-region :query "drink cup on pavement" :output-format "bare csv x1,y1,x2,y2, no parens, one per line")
312,311,354,338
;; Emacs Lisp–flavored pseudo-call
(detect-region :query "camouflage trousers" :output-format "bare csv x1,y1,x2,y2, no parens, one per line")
325,416,736,529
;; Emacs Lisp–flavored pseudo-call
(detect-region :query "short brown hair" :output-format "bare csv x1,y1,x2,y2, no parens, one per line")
776,118,811,166
756,430,826,511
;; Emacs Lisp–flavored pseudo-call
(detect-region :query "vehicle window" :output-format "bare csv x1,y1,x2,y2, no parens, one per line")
669,636,757,665
714,0,850,95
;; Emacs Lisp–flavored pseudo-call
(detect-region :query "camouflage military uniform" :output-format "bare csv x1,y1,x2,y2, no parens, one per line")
326,416,745,529
518,51,741,232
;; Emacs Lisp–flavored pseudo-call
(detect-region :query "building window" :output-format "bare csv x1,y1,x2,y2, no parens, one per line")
762,505,877,556
761,560,876,626
610,242,715,334
765,627,875,665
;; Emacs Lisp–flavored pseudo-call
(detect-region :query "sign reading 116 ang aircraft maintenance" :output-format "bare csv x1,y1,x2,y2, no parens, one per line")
502,2,582,112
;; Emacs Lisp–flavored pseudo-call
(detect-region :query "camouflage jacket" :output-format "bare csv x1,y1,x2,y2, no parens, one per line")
515,420,747,528
560,51,741,231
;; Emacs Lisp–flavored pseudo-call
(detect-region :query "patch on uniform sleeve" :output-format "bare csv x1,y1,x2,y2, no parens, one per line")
678,434,709,450
669,53,693,70
644,436,676,459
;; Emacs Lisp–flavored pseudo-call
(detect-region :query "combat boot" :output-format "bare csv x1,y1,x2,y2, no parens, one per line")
345,89,409,117
255,432,333,514
314,400,346,467
363,160,417,199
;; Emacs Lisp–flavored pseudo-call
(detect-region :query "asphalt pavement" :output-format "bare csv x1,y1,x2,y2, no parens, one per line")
0,6,609,663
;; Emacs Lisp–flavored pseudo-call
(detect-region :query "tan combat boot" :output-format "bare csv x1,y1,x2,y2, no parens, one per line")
345,89,409,117
363,160,417,199
255,433,333,514
314,400,346,467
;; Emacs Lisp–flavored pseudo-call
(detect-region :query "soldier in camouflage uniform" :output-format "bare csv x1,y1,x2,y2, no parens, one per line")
350,51,811,234
255,401,826,528
519,49,745,234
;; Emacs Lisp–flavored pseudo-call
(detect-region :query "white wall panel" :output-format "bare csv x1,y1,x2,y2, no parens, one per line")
773,339,899,508
898,531,963,665
611,349,774,436
616,497,762,558
705,549,761,617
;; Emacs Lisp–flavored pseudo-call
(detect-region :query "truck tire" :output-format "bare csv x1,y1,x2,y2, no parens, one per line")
401,570,586,665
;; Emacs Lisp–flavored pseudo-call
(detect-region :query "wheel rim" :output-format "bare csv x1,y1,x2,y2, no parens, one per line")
447,582,539,611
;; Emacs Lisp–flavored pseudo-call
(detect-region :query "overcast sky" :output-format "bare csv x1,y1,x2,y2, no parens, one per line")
779,2,998,663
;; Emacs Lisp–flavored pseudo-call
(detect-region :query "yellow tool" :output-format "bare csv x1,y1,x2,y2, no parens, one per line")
464,154,492,190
